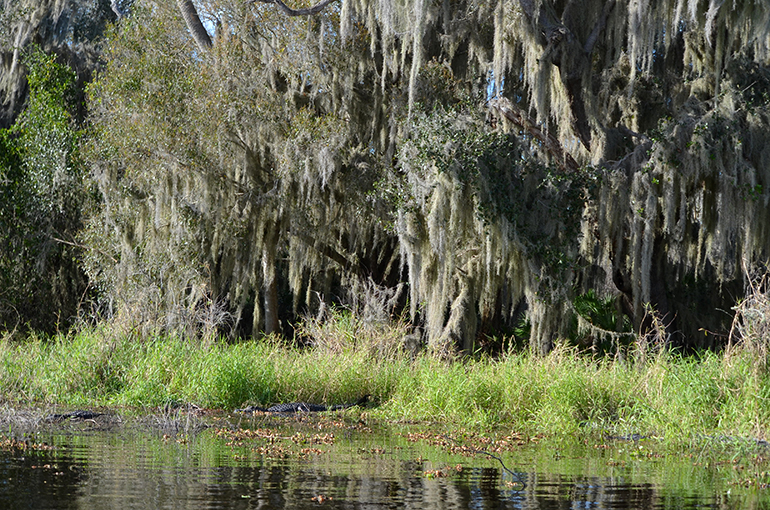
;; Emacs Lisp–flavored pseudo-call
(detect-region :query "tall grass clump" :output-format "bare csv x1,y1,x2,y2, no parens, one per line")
0,307,414,410
383,356,506,425
281,306,414,404
521,346,638,436
382,344,645,433
719,272,770,439
728,273,770,369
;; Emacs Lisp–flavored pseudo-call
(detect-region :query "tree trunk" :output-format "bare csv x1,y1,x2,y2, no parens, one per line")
263,274,280,335
262,227,280,335
176,0,212,51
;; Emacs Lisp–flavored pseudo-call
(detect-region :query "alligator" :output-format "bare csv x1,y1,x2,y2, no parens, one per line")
235,395,370,414
44,410,104,422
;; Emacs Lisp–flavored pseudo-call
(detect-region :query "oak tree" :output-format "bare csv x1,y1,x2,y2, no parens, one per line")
85,0,770,354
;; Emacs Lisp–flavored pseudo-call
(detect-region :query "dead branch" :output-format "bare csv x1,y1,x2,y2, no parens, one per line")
488,96,579,173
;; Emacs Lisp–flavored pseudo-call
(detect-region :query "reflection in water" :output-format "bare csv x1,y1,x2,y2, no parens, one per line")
0,446,81,510
0,420,758,509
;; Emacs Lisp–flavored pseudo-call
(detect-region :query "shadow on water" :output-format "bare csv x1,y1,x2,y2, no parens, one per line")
0,409,765,509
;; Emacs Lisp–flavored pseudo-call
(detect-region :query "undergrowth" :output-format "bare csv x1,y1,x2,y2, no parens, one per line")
0,293,769,448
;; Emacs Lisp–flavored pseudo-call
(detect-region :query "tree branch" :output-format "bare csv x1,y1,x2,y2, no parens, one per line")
291,231,366,277
111,0,127,19
178,0,338,53
584,0,616,55
488,96,579,173
517,0,563,48
249,0,338,17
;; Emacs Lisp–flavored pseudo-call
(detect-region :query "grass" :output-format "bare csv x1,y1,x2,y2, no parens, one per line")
1,300,769,449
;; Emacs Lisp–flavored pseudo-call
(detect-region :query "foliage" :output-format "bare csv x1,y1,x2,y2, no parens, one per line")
0,0,118,128
3,317,770,446
391,103,609,354
0,47,90,332
571,290,633,354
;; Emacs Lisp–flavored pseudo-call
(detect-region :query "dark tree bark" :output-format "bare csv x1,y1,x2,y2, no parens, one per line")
262,226,281,335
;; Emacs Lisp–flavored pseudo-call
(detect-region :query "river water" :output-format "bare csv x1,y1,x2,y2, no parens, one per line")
0,410,766,509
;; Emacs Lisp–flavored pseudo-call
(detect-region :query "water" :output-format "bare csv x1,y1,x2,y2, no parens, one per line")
0,412,765,509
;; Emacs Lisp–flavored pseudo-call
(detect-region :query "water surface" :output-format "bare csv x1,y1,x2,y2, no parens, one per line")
0,411,765,509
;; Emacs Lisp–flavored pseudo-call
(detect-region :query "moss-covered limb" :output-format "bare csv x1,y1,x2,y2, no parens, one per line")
2,313,770,447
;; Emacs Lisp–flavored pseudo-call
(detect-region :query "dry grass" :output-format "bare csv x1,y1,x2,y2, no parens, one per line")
296,304,413,359
728,271,770,372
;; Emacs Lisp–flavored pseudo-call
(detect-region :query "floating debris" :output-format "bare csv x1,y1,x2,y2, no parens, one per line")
0,437,55,452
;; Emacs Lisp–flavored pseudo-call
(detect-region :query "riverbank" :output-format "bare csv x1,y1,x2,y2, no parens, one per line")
1,310,768,449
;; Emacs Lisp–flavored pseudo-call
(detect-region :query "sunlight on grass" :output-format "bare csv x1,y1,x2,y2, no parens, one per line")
1,302,769,448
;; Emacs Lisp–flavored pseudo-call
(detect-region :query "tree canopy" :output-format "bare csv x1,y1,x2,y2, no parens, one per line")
2,0,769,354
